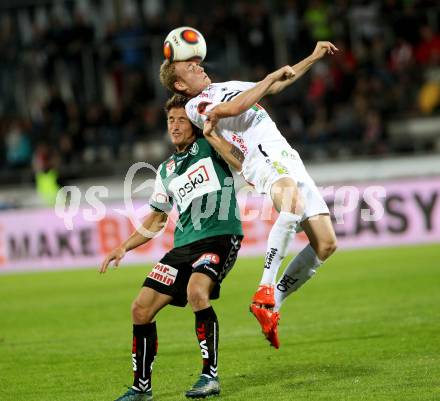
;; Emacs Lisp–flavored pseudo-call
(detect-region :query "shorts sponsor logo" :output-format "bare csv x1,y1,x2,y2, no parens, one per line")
272,161,288,175
264,247,277,269
192,252,220,268
148,263,177,286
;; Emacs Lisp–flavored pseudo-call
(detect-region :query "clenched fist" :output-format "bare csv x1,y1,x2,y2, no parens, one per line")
268,65,296,82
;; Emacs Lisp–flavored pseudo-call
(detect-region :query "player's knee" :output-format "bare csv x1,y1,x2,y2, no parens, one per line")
187,286,210,310
277,211,301,234
271,178,300,213
131,300,154,324
316,237,337,261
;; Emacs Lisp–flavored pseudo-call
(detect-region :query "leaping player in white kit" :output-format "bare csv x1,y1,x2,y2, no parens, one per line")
159,41,338,349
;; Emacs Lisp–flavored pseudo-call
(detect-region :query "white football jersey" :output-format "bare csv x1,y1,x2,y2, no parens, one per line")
185,81,289,158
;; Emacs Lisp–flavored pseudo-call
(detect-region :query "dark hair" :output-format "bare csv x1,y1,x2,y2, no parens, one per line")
164,95,202,138
164,94,189,113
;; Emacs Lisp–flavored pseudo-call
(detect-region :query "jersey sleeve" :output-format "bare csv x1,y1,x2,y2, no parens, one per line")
185,97,217,129
149,165,173,213
231,81,256,91
185,81,257,130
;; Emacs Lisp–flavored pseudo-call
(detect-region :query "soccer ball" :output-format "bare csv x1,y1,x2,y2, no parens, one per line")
163,27,207,63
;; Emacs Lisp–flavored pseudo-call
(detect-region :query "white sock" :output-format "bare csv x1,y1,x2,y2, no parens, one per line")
274,244,323,311
260,212,301,286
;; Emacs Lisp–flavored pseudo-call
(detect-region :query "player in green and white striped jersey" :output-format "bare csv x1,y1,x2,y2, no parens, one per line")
100,95,244,401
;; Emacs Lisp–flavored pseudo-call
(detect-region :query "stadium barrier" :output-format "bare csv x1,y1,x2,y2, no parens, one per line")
0,177,439,273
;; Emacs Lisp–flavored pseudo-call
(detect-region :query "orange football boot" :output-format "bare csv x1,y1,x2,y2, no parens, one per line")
250,285,277,339
267,312,280,349
249,304,273,336
252,284,275,307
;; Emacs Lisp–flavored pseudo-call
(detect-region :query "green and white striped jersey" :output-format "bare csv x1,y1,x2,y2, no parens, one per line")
150,137,243,248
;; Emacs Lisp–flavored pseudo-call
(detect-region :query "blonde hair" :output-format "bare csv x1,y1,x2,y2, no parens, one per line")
159,60,184,94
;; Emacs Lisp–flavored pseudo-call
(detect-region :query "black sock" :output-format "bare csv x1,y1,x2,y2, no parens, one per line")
194,306,219,378
132,322,157,393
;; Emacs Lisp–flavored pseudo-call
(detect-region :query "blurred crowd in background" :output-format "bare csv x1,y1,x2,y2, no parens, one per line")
0,0,439,185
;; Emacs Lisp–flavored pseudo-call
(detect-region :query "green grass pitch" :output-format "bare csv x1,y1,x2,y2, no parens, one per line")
1,244,439,401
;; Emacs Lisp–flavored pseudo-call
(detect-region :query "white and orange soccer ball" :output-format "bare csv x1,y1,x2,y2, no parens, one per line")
163,27,207,62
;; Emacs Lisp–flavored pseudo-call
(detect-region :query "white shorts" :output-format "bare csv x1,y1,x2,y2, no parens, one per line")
242,140,330,223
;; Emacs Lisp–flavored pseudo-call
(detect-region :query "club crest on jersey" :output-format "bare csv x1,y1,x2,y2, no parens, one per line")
148,263,177,286
189,142,199,155
192,253,220,268
166,159,176,175
197,101,212,115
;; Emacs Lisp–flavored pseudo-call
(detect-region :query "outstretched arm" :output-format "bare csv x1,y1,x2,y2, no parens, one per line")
266,41,339,95
202,123,244,171
99,210,168,273
203,42,337,130
207,65,296,120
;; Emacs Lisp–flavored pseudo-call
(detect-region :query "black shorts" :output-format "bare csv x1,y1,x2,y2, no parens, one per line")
143,234,242,307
